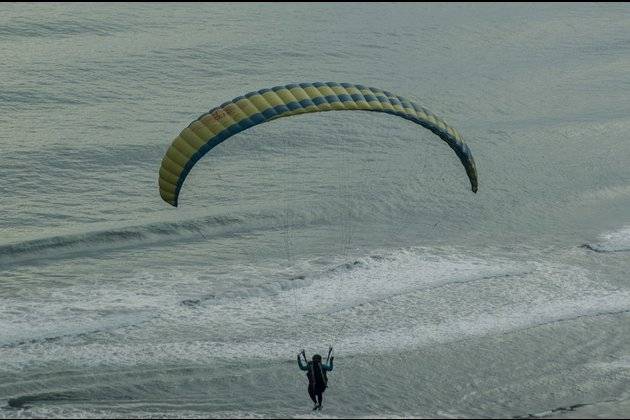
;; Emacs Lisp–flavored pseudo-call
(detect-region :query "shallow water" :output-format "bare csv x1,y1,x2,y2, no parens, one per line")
1,3,630,418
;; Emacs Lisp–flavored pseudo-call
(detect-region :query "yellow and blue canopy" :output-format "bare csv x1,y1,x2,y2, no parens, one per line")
159,82,478,207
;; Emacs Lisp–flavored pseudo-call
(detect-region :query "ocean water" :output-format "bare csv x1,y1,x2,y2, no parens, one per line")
1,3,630,418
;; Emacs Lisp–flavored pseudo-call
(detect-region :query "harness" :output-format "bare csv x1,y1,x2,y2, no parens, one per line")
307,362,328,390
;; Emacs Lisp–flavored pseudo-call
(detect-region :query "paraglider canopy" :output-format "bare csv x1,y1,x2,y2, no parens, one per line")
158,82,478,207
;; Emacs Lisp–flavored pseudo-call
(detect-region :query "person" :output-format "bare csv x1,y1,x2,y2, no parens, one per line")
297,347,334,410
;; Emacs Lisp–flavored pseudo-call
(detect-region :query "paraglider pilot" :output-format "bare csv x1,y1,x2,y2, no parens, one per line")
297,347,334,410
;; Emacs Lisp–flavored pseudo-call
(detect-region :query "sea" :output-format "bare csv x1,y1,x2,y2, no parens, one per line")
1,3,630,418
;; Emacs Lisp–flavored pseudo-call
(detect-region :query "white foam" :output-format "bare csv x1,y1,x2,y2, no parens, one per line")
0,271,170,347
0,311,151,348
587,226,630,252
3,247,626,371
285,248,533,315
579,184,630,203
588,355,630,371
338,291,630,354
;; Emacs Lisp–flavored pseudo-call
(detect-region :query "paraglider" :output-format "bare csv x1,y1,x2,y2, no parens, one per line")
157,81,478,411
298,347,334,410
158,82,478,207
